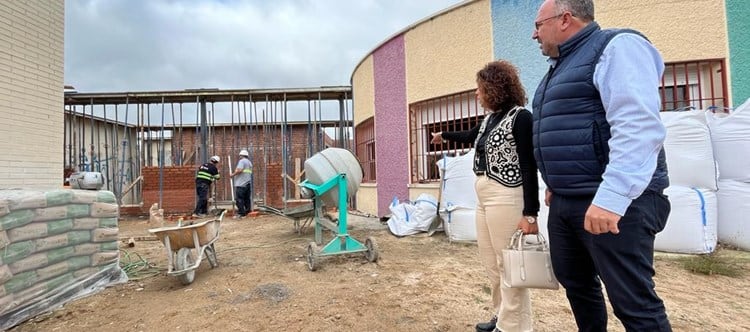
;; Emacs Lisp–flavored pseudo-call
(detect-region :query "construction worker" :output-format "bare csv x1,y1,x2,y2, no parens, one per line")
193,155,221,217
230,149,253,219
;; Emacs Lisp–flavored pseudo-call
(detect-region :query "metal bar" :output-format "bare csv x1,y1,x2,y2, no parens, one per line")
89,98,94,171
159,97,166,209
200,100,208,164
720,59,729,107
103,104,110,190
179,103,184,166
282,93,288,209
338,97,345,149
696,62,704,109
113,104,119,196
170,103,177,165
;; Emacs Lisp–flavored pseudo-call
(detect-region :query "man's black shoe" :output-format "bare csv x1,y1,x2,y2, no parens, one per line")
475,315,498,332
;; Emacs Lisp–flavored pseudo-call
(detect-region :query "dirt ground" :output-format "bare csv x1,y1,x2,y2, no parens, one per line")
8,212,750,332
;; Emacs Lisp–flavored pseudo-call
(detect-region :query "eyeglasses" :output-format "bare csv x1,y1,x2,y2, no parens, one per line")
534,14,563,30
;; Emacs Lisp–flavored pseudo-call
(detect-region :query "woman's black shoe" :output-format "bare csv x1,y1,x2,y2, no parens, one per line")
475,315,498,332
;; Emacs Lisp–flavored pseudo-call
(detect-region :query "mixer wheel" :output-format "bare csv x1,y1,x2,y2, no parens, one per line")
364,237,379,262
306,242,319,271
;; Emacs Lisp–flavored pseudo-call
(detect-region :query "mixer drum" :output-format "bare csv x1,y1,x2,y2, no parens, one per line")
303,148,363,207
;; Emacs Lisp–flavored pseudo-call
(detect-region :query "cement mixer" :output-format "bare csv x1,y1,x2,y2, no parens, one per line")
299,147,379,271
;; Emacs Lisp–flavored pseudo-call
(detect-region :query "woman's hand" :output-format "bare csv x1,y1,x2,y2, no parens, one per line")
517,216,539,234
430,132,443,145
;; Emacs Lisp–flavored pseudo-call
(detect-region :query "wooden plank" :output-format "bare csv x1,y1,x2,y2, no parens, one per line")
120,175,144,196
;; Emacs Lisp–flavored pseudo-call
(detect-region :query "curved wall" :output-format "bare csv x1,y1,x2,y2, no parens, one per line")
405,0,492,103
352,55,375,125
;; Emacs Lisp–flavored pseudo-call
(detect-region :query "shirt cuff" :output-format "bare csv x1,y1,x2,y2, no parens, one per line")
592,186,632,216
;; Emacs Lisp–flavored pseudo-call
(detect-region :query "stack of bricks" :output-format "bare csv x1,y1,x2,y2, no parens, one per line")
141,166,196,215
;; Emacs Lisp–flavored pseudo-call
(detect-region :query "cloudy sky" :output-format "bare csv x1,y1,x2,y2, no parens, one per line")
64,0,463,93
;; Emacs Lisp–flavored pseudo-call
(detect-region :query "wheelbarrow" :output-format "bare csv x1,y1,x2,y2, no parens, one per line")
148,210,226,285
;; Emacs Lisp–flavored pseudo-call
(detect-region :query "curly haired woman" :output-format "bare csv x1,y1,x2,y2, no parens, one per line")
431,60,540,332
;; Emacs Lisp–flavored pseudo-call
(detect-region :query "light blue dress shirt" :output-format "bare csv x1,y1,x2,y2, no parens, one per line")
591,33,666,216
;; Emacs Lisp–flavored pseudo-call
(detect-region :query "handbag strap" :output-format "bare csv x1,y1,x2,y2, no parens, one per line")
510,230,550,251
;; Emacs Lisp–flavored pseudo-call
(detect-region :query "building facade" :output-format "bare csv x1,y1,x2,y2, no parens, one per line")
351,0,749,217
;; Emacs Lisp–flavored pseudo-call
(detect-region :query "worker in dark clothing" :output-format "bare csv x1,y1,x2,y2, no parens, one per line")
193,155,221,217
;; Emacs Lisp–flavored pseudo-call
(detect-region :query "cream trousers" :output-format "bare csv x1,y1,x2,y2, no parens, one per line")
475,175,533,332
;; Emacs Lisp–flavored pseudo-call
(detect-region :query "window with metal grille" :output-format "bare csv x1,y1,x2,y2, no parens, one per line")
355,117,376,182
409,90,486,183
660,59,728,111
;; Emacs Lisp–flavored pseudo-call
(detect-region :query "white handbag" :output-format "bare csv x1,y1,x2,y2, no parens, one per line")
502,230,559,290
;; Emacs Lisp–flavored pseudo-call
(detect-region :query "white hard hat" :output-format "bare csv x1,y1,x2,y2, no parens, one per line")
239,149,249,157
210,155,220,163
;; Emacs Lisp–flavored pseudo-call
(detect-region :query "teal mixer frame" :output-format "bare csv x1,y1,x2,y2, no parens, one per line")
299,173,378,271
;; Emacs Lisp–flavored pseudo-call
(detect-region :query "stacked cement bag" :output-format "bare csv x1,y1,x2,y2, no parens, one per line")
656,110,719,253
707,98,750,250
436,150,477,242
0,189,127,330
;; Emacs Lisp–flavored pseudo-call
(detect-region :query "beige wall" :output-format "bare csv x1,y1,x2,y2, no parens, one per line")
405,0,492,103
408,185,440,203
356,185,378,216
598,0,728,62
352,55,375,126
356,185,441,218
0,2,65,189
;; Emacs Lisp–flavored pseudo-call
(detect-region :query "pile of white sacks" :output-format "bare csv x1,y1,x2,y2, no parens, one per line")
386,150,478,241
654,99,750,253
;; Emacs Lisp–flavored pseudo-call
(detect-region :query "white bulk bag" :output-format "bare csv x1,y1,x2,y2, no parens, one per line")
716,179,750,250
655,186,717,254
440,203,477,242
706,98,750,182
660,109,718,190
436,150,478,209
386,194,438,237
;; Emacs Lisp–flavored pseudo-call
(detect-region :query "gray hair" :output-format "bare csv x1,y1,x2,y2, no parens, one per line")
554,0,595,21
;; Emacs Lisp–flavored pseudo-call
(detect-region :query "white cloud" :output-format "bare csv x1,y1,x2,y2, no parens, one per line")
65,0,463,92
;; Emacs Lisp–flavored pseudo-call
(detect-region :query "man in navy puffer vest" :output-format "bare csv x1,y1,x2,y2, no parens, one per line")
531,0,671,331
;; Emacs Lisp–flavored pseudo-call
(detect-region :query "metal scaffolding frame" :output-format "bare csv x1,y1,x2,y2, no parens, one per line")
63,86,353,212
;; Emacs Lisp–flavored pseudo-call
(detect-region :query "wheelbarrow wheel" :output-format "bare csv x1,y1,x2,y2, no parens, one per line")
306,242,319,271
364,237,379,263
175,248,196,285
206,243,218,268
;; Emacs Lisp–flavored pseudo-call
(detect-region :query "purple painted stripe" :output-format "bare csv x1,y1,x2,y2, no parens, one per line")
373,35,409,217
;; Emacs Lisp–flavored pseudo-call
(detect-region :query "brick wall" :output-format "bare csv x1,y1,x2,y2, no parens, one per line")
0,2,65,189
141,166,196,214
266,163,283,208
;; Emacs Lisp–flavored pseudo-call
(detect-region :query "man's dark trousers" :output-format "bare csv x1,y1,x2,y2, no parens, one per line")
194,181,210,215
235,181,253,216
547,191,672,332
